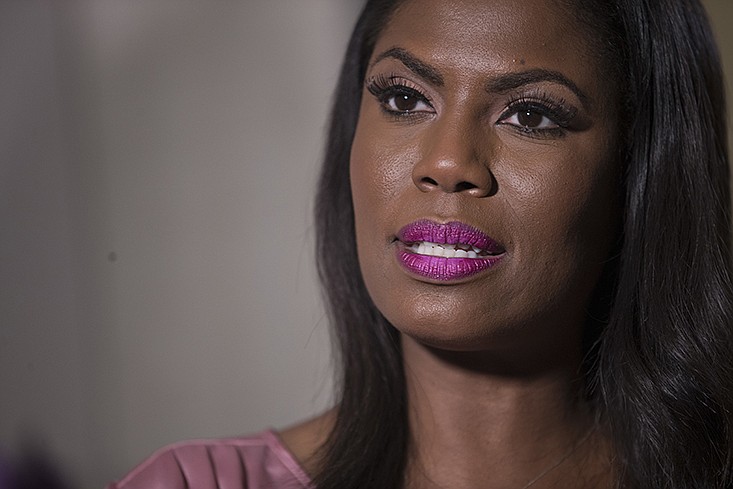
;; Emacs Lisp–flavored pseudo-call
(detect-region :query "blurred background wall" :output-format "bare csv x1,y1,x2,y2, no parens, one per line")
1,2,361,487
1,1,731,488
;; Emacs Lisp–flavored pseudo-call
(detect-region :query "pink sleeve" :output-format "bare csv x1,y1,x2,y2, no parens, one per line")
107,431,312,489
107,443,248,489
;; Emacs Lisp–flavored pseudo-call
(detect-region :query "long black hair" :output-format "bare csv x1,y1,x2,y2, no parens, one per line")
314,1,733,488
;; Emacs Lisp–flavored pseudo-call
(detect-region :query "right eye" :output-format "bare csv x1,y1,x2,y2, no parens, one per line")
379,87,433,113
366,76,434,115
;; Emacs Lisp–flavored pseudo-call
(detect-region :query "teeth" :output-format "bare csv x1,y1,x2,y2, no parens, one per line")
408,241,486,258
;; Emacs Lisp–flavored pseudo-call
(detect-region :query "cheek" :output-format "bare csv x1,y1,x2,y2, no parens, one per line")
350,116,435,330
350,119,400,282
545,155,618,250
499,145,619,299
351,124,415,206
350,116,417,244
499,138,617,239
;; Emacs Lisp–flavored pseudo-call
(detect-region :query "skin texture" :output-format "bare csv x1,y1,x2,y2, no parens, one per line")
284,0,620,487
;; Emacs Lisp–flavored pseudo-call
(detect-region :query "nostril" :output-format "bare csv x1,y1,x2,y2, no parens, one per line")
455,181,478,192
421,177,439,186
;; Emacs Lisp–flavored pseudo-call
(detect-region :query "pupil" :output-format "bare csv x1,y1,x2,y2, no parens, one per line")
518,110,543,128
395,94,417,112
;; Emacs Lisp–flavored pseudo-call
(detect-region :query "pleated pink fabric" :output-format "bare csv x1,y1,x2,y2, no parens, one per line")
107,430,313,489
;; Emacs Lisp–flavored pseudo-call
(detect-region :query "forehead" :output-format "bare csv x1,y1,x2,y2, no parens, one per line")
374,0,605,92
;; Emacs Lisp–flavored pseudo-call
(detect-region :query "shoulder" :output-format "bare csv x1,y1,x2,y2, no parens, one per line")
277,409,335,476
107,430,313,489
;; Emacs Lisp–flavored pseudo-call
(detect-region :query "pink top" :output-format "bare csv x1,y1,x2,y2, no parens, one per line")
107,430,314,489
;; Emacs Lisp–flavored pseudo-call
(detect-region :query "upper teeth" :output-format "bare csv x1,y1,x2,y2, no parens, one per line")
408,241,484,259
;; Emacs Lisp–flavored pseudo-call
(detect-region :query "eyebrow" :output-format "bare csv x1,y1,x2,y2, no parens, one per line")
371,47,445,87
486,69,589,105
370,47,588,106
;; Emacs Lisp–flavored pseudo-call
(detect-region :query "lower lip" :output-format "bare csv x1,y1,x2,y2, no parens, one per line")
396,246,504,282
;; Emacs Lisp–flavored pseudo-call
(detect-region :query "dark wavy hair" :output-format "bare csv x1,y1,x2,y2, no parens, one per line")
314,1,733,488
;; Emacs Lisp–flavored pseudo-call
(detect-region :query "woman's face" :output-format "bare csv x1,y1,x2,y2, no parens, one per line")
350,0,621,356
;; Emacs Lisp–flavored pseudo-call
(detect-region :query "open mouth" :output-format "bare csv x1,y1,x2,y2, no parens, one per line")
395,220,506,281
404,241,495,259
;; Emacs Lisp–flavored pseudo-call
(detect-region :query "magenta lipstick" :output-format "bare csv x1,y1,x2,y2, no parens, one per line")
395,220,505,281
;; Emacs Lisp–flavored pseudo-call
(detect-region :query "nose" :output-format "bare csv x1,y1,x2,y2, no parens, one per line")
411,119,494,197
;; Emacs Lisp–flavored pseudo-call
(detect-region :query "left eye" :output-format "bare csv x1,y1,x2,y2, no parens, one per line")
501,107,558,130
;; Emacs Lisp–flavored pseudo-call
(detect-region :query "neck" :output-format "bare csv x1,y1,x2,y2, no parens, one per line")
402,336,612,489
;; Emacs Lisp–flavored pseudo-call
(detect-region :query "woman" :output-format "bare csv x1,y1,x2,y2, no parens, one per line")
109,0,733,488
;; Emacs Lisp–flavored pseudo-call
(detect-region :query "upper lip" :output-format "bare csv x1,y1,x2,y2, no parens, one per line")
396,219,505,255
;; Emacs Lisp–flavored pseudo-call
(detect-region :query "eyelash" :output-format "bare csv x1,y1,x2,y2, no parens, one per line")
364,75,577,138
498,93,577,139
365,74,434,120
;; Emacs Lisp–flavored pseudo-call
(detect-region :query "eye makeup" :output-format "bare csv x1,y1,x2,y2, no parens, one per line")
497,89,580,139
365,73,434,120
364,69,582,139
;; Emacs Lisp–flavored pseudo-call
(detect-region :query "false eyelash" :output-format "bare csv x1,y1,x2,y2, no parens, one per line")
365,74,426,98
502,91,578,129
365,74,434,115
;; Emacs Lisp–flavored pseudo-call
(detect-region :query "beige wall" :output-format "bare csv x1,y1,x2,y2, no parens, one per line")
1,2,359,488
1,2,731,489
705,0,733,152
